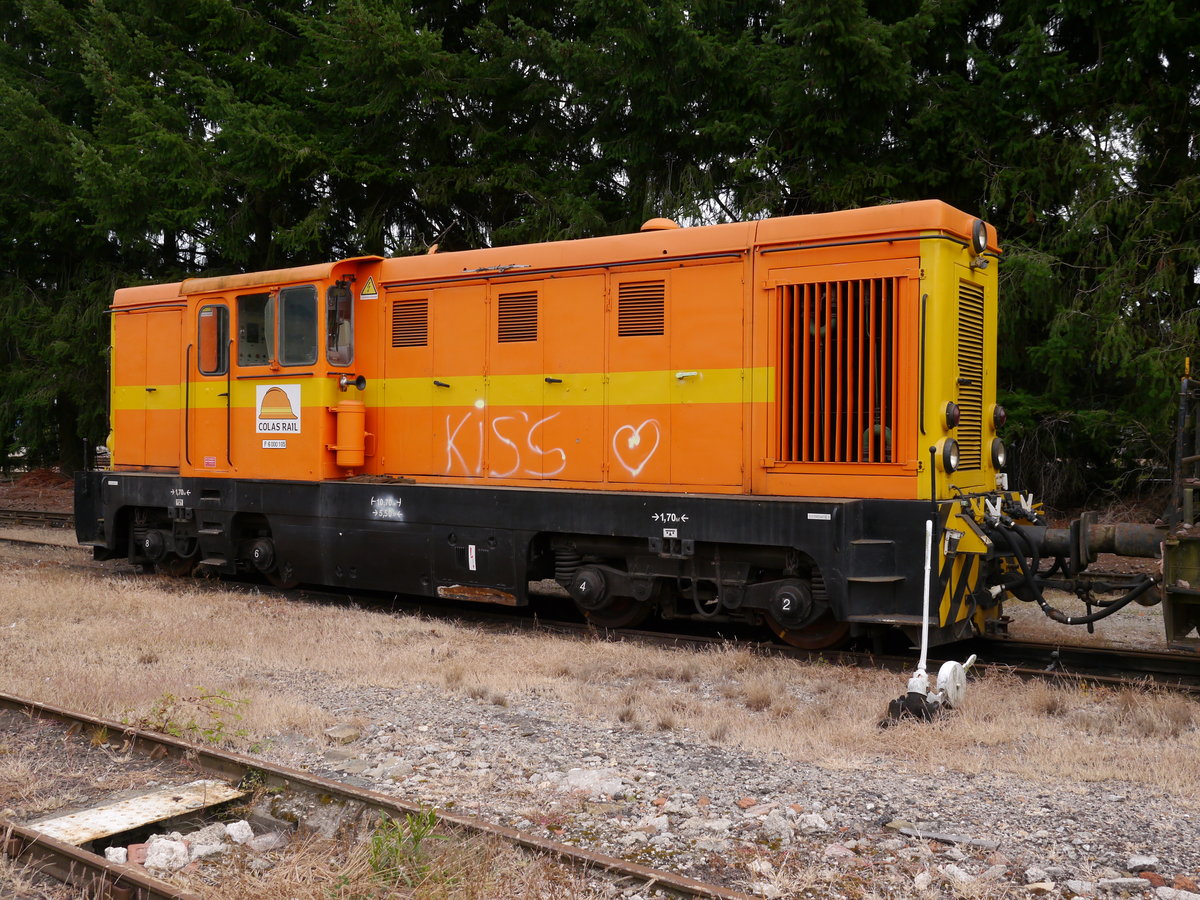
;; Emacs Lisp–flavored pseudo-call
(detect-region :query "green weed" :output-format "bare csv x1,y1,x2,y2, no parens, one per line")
124,687,249,747
367,808,446,888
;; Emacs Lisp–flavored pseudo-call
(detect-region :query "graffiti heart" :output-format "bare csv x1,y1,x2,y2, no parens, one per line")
612,419,661,477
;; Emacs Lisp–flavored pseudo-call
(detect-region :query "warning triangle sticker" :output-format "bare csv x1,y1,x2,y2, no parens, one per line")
360,275,378,299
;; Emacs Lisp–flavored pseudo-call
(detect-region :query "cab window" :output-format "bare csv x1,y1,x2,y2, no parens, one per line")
237,292,273,366
197,305,229,375
280,285,318,366
326,282,353,366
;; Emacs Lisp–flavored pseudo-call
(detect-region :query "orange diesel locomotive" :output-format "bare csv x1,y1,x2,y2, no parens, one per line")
76,200,1167,649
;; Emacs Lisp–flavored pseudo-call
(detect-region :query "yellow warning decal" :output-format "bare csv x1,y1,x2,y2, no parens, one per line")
360,275,378,300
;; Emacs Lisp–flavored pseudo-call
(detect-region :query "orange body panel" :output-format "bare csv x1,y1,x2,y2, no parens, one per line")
107,202,1000,501
112,306,183,470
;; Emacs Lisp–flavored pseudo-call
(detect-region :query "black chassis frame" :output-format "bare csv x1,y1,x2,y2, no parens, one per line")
75,471,969,640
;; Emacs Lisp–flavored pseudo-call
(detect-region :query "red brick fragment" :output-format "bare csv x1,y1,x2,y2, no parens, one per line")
1174,875,1198,892
1139,872,1166,888
735,797,757,810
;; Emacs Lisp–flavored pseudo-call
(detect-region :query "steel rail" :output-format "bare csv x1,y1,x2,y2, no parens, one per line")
0,507,74,528
0,692,757,900
6,532,1200,693
968,638,1200,689
2,819,204,900
6,527,1200,694
0,534,79,551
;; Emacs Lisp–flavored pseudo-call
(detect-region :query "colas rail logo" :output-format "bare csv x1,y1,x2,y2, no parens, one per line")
256,384,302,433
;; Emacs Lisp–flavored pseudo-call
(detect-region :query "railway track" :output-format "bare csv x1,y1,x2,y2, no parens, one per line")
0,507,73,528
970,638,1200,689
0,691,756,900
4,521,1200,695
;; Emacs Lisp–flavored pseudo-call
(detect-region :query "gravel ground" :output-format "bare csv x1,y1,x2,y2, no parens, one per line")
4,475,1199,898
244,667,1200,900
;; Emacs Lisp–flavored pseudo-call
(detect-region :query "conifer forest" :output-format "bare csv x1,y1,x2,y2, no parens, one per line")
2,0,1197,506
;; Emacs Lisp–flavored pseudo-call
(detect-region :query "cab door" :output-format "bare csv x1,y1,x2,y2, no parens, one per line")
225,285,328,481
189,301,232,472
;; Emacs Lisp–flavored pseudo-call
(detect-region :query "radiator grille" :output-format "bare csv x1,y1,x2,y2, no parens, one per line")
957,281,985,469
497,292,538,342
391,299,428,347
618,281,666,336
775,278,899,464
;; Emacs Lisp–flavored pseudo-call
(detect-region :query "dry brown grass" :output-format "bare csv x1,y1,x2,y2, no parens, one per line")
2,545,1199,802
0,850,84,899
165,827,617,900
0,527,78,547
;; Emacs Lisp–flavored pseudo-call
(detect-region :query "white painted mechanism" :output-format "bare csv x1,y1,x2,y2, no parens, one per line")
903,519,977,710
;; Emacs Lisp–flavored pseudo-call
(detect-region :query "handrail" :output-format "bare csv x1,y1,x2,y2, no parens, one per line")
184,344,192,466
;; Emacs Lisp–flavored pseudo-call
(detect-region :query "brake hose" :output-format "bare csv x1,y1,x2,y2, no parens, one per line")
990,523,1158,625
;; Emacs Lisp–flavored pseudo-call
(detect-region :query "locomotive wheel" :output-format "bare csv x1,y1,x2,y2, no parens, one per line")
266,571,300,590
156,555,196,577
765,609,851,650
581,596,652,629
265,563,299,590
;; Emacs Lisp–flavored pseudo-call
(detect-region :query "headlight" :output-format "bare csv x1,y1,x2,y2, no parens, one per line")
972,219,988,255
943,401,961,430
991,437,1007,469
991,404,1007,430
937,438,960,473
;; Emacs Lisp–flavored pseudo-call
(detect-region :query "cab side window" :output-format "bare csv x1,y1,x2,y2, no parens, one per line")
197,305,229,375
280,285,318,366
326,282,353,366
237,292,273,366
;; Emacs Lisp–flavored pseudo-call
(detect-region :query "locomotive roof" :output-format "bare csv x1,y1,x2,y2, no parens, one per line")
111,199,995,307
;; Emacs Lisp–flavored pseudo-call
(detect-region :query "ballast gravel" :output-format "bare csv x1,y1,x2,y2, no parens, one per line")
254,674,1200,899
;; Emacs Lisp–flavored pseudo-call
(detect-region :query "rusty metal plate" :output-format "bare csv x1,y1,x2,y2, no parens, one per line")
436,584,518,605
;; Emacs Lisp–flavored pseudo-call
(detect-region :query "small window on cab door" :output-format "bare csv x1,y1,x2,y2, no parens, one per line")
197,305,229,375
279,285,318,366
237,292,274,366
326,281,353,366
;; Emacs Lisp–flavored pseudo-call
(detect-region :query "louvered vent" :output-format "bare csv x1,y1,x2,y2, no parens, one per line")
775,278,899,464
498,292,538,342
957,281,985,470
391,300,428,347
618,281,666,336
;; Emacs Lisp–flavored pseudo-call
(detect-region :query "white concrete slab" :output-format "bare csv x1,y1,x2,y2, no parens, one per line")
29,780,248,845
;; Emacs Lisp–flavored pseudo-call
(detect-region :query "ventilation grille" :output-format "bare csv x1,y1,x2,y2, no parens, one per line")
957,281,985,470
498,292,538,342
391,300,428,347
775,278,899,464
618,281,666,336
